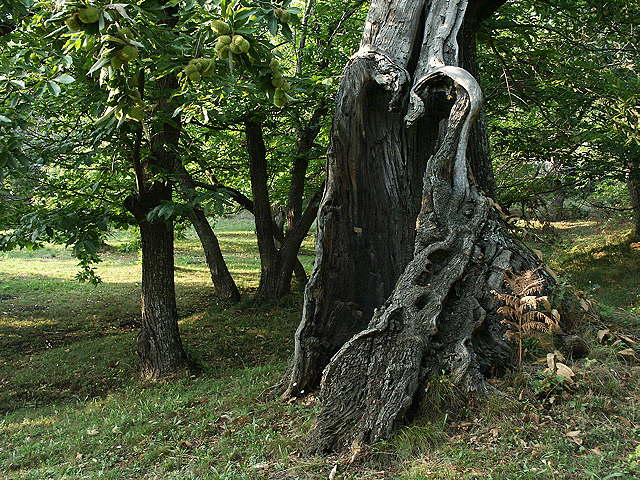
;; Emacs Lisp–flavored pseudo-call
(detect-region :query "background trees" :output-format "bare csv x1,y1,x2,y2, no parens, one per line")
1,0,365,377
480,0,639,228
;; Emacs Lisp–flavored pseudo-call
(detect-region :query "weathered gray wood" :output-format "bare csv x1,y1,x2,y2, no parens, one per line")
283,0,559,453
282,49,427,397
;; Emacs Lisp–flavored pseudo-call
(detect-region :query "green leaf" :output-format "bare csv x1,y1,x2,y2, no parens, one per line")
53,74,75,84
113,4,132,22
47,81,61,96
281,23,292,41
268,14,278,36
88,57,110,75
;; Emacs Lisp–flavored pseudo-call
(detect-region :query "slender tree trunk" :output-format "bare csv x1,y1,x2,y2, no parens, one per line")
287,108,326,230
629,160,640,240
246,120,323,301
189,209,241,301
174,161,240,302
193,177,315,296
287,156,308,231
246,120,281,300
286,108,327,290
276,187,323,297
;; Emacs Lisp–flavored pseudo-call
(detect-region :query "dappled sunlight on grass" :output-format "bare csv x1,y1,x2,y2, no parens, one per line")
527,219,640,313
1,217,638,479
0,218,277,365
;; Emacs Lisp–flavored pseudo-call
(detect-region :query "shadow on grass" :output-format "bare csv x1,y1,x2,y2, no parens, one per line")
0,273,219,360
0,293,301,415
557,239,640,310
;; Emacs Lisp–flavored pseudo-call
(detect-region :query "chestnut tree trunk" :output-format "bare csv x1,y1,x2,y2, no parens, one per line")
125,67,189,380
135,189,188,380
282,0,560,453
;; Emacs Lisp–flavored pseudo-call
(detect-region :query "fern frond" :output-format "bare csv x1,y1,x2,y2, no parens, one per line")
500,319,518,328
523,311,551,323
497,306,517,317
521,321,549,334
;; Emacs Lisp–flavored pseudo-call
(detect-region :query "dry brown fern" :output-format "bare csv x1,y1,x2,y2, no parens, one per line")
493,268,561,370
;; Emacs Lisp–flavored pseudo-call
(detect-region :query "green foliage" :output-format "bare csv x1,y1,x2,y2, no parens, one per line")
0,0,358,283
629,445,640,474
481,0,639,216
529,369,571,399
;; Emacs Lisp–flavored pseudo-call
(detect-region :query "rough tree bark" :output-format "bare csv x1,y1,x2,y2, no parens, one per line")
282,5,429,395
125,70,189,379
133,186,188,380
281,0,563,452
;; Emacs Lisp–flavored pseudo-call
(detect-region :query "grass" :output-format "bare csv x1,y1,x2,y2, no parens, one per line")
1,216,639,479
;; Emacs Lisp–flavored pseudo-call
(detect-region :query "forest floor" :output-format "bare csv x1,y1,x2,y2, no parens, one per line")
1,215,639,479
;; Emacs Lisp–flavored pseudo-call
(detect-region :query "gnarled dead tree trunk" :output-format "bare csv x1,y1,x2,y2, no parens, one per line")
281,0,561,453
283,0,508,399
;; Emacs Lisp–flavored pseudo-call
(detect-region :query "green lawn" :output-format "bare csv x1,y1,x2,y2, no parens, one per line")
1,217,639,479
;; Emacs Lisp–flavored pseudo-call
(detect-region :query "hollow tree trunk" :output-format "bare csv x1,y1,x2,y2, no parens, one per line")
628,160,640,241
174,161,240,302
281,0,559,453
281,6,430,396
